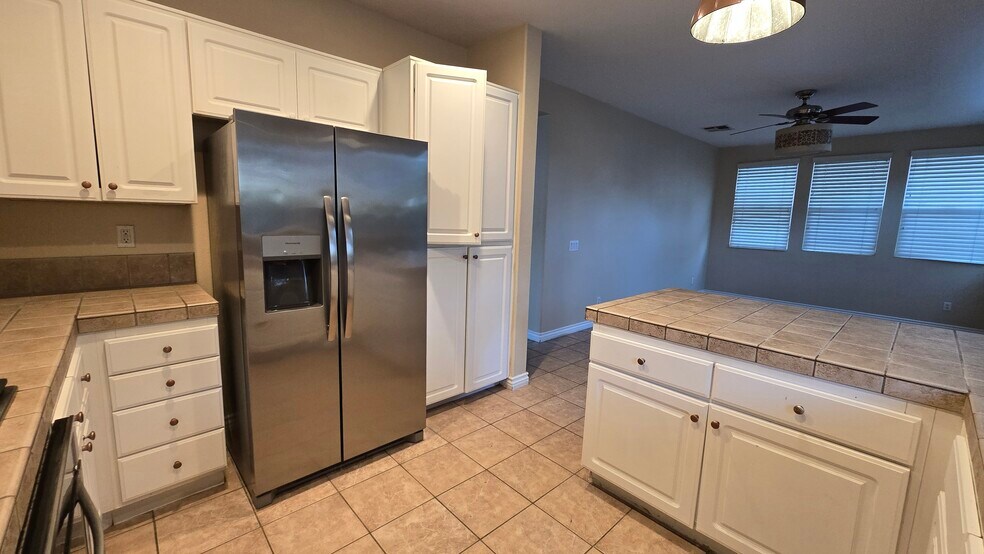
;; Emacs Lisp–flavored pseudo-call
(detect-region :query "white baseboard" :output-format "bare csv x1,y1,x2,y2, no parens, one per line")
505,372,529,390
527,320,593,343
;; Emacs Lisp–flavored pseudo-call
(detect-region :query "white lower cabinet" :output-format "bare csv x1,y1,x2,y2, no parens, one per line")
582,363,707,526
696,405,910,554
426,248,468,405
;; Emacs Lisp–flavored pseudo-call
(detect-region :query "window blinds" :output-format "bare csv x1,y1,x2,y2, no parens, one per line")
895,148,984,265
802,155,891,255
729,162,799,251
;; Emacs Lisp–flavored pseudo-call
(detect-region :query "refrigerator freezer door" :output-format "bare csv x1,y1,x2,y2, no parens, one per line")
335,127,428,459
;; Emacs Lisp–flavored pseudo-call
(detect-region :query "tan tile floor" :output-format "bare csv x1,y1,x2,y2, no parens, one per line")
97,330,703,553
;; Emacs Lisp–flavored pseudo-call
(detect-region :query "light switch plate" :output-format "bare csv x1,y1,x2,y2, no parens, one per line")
569,240,579,252
117,225,135,248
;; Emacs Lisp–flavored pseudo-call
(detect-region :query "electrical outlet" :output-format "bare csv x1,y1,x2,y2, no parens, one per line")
943,301,952,312
691,276,696,287
569,240,579,252
596,296,602,303
117,225,135,248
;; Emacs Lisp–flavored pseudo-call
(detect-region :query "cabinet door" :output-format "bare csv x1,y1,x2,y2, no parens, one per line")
297,51,379,132
481,85,518,242
426,248,467,405
413,62,486,245
85,0,196,203
188,21,297,118
464,245,512,392
0,0,99,201
582,363,708,527
696,405,910,554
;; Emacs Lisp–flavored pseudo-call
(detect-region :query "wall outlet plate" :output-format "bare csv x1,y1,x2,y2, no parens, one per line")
943,301,952,311
569,240,579,252
117,225,135,248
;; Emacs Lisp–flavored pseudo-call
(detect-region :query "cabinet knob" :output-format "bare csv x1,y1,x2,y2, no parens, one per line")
80,373,91,383
710,420,720,430
82,442,93,452
472,254,478,259
85,431,96,440
636,358,646,366
173,461,182,470
169,418,179,427
793,405,806,415
162,345,173,354
75,411,84,423
81,181,93,189
690,414,700,423
107,182,118,190
165,379,176,387
474,232,480,237
462,255,467,259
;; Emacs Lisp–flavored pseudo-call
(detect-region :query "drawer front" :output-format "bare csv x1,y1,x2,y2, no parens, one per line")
591,328,713,398
118,428,226,502
113,388,224,457
713,364,922,465
110,357,221,410
105,323,219,376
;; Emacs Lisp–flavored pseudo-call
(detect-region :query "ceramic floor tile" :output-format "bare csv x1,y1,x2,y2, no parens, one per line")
553,364,589,385
155,489,259,554
155,460,243,518
532,429,584,473
493,410,561,445
463,541,494,553
206,529,272,553
488,448,572,502
528,354,569,372
530,373,579,395
536,476,629,543
335,535,384,553
426,406,489,442
484,505,590,554
595,510,703,553
402,444,484,495
567,418,585,437
452,425,525,468
558,385,588,408
387,427,448,464
550,348,589,364
329,452,399,491
256,474,338,524
263,494,368,554
340,466,432,531
438,471,530,537
528,397,585,427
459,392,524,423
371,499,478,554
104,521,156,554
495,384,553,408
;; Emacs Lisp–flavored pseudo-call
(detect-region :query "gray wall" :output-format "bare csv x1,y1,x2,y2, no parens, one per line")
529,80,717,334
705,125,984,329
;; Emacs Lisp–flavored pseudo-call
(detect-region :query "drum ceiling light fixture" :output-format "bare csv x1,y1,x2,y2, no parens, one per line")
691,0,806,44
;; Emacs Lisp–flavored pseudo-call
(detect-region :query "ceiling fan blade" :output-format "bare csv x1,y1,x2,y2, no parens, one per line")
820,102,877,117
730,122,793,136
822,115,879,125
759,113,791,119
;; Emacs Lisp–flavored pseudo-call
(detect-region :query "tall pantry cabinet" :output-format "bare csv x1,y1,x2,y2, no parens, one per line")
381,58,519,405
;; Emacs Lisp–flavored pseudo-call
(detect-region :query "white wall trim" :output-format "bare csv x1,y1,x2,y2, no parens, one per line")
527,320,593,343
505,372,529,390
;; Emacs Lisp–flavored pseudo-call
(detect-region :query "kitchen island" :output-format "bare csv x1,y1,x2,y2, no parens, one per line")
583,288,984,554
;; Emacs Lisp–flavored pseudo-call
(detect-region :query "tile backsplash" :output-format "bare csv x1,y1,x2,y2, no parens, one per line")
0,253,196,297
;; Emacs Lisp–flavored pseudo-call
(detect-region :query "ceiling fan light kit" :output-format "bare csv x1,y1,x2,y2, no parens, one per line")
775,123,833,156
691,0,806,44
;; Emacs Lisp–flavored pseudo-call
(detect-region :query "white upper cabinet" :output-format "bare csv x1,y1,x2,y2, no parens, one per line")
297,51,379,132
465,245,513,392
0,0,99,201
381,57,487,245
85,0,197,203
426,248,468,405
188,21,298,118
482,84,518,243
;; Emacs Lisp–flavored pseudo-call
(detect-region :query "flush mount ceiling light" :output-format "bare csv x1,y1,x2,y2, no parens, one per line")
691,0,806,44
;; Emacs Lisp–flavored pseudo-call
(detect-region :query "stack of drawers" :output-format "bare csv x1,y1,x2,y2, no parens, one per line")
104,323,226,502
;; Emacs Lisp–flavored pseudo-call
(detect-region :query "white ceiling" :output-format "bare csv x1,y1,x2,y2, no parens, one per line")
347,0,984,146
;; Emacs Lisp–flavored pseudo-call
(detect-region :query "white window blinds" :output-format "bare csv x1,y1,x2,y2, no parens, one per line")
895,148,984,265
802,155,892,255
729,161,799,251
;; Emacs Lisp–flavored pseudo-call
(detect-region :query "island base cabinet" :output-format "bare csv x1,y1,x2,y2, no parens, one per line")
696,405,910,554
582,363,707,527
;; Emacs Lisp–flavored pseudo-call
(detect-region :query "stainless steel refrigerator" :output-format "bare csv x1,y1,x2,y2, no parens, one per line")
205,110,427,506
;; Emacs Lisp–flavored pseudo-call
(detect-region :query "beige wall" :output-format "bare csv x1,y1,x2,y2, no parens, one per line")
705,125,984,329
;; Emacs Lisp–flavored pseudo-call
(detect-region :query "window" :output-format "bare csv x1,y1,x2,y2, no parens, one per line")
895,148,984,264
729,161,799,251
802,155,891,255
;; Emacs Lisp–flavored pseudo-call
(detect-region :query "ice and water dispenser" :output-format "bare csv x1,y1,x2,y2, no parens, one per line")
261,235,322,311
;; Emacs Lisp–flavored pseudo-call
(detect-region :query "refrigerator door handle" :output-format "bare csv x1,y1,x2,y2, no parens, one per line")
341,196,355,339
324,196,339,342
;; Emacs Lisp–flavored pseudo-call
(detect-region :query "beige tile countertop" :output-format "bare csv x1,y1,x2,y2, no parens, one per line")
0,284,217,550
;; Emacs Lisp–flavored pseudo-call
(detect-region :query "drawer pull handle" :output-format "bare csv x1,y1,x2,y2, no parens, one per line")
710,420,720,430
75,412,84,423
793,405,806,415
636,358,646,365
690,414,700,423
173,461,182,470
165,379,176,387
80,373,91,382
85,431,96,440
163,345,173,354
82,442,93,452
169,418,179,427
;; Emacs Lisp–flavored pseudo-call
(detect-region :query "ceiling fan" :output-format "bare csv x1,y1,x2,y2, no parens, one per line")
730,89,879,154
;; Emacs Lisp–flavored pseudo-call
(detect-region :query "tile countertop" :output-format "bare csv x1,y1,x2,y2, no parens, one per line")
0,284,218,548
